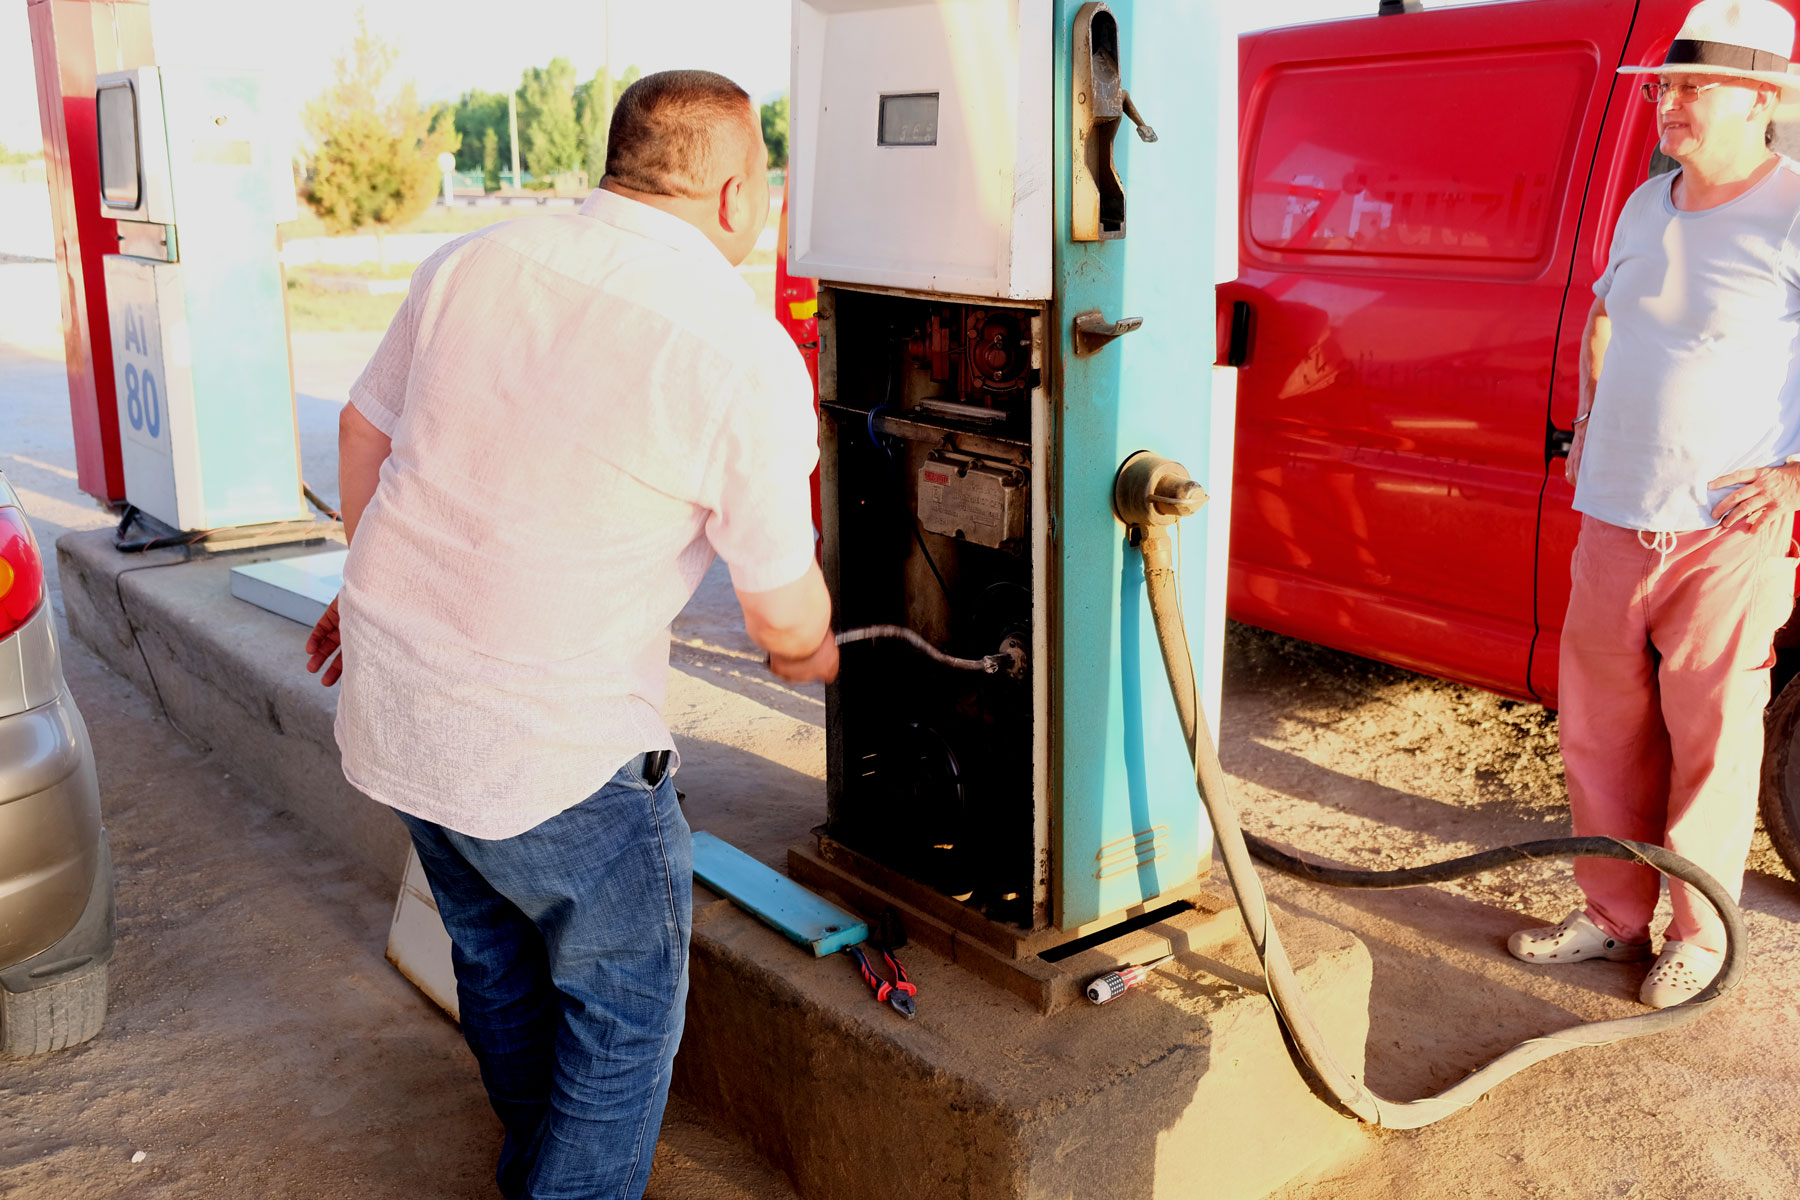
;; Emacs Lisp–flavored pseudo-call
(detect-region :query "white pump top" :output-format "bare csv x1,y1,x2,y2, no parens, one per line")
787,0,1052,299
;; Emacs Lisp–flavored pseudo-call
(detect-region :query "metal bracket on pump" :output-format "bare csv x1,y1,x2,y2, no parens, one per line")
1072,2,1157,242
1072,310,1143,356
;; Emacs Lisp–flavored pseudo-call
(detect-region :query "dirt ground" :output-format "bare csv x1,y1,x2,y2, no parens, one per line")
1225,625,1800,1200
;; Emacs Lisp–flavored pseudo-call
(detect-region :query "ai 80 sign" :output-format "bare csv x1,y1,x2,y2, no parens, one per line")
104,258,176,462
117,304,164,445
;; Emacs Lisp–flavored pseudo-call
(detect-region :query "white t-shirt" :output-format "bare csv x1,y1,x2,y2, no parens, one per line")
1578,157,1800,532
335,189,819,840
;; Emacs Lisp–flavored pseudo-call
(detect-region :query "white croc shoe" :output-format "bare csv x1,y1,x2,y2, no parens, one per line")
1508,910,1653,965
1640,940,1724,1009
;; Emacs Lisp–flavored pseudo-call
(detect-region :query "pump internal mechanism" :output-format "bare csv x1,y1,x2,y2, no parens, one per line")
819,290,1043,926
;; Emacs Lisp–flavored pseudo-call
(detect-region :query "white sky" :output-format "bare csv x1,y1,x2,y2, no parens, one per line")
0,0,1494,156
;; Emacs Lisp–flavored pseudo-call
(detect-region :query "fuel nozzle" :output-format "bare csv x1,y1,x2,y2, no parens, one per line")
1113,451,1207,532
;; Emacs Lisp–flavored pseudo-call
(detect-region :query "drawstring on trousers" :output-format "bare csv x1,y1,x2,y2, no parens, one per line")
1638,528,1679,568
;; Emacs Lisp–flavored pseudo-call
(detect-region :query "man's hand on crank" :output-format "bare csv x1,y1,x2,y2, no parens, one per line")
769,630,840,685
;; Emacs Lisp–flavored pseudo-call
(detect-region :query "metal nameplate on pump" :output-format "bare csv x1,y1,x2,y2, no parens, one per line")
916,454,1027,551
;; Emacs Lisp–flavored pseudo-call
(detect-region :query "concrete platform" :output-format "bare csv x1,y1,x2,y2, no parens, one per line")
58,528,1377,1200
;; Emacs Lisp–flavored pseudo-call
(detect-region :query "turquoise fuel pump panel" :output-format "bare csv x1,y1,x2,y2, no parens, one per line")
1052,1,1232,928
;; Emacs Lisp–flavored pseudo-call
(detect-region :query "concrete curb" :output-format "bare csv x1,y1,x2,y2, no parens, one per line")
58,530,410,886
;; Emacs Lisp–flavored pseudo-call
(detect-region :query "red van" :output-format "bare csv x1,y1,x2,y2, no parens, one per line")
1225,0,1800,872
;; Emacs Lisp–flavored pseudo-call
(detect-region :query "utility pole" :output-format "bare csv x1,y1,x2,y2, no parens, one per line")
508,88,521,192
600,0,614,172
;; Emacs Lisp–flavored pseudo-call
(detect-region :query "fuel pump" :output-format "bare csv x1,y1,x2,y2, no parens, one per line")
790,0,1751,1130
93,66,307,535
786,0,1237,963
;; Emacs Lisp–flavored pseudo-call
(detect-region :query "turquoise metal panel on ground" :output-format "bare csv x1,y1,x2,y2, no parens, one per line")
692,832,869,957
1053,1,1228,928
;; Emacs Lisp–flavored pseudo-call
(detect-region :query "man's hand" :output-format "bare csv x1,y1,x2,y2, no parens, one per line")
1710,464,1800,531
768,630,839,684
306,595,343,687
1565,421,1588,487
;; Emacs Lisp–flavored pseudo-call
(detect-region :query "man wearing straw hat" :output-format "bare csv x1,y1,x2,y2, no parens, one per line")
1510,0,1800,1007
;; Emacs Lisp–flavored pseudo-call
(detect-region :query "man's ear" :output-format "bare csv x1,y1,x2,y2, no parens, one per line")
719,174,748,233
1754,86,1781,125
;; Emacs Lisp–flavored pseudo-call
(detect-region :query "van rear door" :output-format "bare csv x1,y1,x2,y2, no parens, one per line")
1226,0,1638,699
1528,0,1800,705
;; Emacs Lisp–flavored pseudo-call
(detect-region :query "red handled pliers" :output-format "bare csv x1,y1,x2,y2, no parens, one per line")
846,943,917,1019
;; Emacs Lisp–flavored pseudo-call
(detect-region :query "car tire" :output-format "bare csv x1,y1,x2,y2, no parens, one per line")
0,963,108,1058
1759,675,1800,882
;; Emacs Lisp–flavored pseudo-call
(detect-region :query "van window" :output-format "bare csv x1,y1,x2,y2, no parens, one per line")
1244,49,1593,275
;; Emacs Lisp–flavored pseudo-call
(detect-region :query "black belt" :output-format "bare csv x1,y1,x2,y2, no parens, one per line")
643,750,671,786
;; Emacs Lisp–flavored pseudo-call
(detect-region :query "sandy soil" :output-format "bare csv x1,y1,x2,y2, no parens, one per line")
1224,625,1800,1200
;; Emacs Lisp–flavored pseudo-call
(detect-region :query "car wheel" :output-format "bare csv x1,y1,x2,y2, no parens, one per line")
0,963,108,1057
1760,676,1800,882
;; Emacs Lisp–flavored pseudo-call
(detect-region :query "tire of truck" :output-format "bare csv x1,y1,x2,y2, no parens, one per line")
1760,673,1800,882
0,963,108,1058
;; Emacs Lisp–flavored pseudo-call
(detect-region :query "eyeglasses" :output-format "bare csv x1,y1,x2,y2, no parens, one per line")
1641,79,1730,104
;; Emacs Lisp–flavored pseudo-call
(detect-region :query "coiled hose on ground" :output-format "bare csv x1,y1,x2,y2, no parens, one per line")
1136,528,1747,1129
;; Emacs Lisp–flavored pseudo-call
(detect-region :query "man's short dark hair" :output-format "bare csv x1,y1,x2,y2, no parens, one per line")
604,70,753,199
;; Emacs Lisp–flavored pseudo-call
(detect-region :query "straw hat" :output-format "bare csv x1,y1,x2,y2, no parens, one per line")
1618,0,1800,90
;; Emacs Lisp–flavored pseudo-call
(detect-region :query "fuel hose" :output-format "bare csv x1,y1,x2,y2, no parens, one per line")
1135,528,1747,1129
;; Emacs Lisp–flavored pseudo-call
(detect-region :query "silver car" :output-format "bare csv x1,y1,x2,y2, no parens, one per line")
0,470,111,1055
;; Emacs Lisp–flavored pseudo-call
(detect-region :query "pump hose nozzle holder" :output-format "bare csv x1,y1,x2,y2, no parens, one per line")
1112,451,1747,1129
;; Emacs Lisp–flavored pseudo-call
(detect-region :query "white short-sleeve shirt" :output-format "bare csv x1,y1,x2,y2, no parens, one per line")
335,188,819,839
1579,158,1800,532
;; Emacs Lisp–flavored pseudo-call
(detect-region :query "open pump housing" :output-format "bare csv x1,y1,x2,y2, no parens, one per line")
786,0,1238,969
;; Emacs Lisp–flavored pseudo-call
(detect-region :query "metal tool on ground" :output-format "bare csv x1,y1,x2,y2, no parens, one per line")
845,942,917,1019
1085,955,1174,1005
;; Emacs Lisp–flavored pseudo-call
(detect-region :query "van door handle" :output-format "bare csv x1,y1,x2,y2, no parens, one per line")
1073,310,1144,356
1223,300,1253,368
1546,421,1574,461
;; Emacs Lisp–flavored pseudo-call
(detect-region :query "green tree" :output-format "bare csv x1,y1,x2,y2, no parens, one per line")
0,142,39,166
575,64,641,182
481,127,500,193
450,88,510,174
517,58,581,179
760,95,788,170
303,15,458,257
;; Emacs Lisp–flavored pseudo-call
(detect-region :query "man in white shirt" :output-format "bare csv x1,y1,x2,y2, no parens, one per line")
1509,0,1800,1011
304,70,836,1199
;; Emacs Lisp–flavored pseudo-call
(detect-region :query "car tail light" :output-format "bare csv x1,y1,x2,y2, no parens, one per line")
0,506,46,639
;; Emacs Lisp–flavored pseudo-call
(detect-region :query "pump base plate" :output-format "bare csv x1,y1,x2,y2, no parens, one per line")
789,836,1232,1013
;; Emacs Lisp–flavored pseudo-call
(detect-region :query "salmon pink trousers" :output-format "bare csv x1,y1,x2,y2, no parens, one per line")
1559,514,1799,953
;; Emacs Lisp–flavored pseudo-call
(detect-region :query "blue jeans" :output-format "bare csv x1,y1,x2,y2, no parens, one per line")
396,754,692,1200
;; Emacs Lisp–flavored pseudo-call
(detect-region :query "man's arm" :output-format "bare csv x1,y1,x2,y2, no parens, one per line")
305,403,393,686
736,563,838,684
337,402,392,544
1567,295,1610,487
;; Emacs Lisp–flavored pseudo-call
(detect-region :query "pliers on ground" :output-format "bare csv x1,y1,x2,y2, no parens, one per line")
846,943,917,1019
